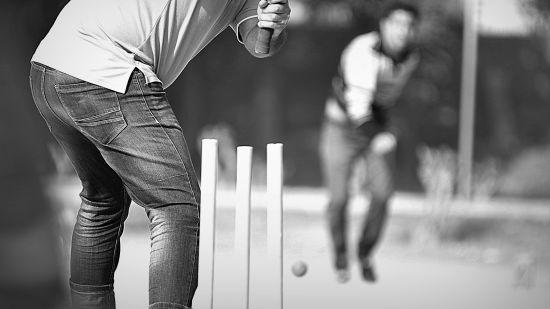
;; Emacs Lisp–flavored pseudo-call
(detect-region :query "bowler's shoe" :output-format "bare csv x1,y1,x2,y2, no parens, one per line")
360,258,377,283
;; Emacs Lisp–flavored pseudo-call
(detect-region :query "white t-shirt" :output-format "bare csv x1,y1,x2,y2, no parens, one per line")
32,0,258,93
325,32,418,125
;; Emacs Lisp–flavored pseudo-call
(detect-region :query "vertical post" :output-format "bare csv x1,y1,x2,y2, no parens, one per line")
458,0,480,199
234,146,253,309
267,143,283,309
199,139,218,309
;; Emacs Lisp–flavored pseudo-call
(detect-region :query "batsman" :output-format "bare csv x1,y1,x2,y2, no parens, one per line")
29,0,290,308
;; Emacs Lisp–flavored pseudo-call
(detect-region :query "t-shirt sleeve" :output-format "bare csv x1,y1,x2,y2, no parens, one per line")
340,36,378,124
229,0,258,44
341,37,378,94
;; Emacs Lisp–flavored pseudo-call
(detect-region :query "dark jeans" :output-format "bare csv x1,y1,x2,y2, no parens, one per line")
319,120,394,268
29,62,200,309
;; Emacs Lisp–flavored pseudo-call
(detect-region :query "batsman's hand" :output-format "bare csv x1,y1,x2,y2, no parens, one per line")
257,0,291,38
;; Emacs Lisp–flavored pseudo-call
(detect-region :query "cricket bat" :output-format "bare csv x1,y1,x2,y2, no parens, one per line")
255,28,273,54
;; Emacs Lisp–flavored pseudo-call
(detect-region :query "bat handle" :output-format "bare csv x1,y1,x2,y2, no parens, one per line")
255,28,274,54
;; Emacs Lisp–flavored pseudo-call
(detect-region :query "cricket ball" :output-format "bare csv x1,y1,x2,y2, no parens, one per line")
291,261,308,277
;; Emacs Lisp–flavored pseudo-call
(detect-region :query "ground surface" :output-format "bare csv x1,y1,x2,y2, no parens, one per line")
50,180,550,309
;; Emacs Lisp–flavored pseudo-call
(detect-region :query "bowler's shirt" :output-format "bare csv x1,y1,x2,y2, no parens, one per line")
32,0,258,93
325,32,418,125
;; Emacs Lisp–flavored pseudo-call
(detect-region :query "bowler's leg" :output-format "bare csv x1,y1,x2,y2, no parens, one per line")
319,121,359,276
358,149,395,281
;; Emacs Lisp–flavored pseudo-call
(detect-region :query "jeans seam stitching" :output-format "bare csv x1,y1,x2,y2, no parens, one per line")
135,75,199,305
30,70,51,131
40,69,74,129
105,93,127,144
71,107,120,121
185,225,199,305
149,302,190,309
109,187,129,281
135,75,199,206
70,280,114,289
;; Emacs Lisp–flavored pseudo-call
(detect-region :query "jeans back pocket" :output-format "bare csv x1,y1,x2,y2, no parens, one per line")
55,82,127,145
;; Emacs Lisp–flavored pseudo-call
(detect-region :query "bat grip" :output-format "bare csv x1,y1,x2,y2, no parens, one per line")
255,28,274,54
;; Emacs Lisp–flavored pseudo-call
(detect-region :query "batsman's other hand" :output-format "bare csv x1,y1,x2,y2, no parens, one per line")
257,0,291,38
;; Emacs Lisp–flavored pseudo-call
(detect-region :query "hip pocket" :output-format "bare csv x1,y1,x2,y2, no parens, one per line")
55,81,127,145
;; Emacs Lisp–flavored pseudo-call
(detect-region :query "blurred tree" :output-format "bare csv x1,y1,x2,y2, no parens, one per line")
521,0,550,64
523,0,550,18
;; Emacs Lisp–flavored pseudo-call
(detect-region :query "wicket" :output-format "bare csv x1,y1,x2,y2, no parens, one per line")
198,139,284,309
